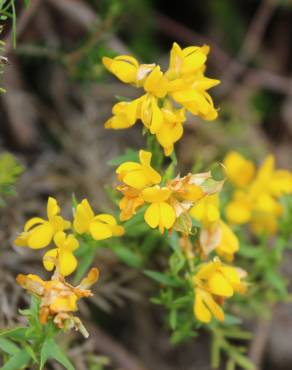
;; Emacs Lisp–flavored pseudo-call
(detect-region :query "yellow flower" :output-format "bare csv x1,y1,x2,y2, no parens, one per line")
117,185,144,221
14,197,70,249
254,155,292,197
116,150,161,190
166,42,209,80
193,258,246,323
73,199,124,240
194,287,224,323
102,55,155,86
142,186,176,233
43,231,79,277
223,151,255,188
190,194,220,227
16,268,99,337
166,43,220,121
155,102,185,156
225,154,292,234
103,44,219,153
104,98,142,130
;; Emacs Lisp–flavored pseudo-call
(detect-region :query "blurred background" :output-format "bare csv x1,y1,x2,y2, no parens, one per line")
1,0,292,369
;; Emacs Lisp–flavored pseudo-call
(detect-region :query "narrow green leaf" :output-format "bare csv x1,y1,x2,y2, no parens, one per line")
112,245,142,268
0,328,27,341
40,338,75,370
1,349,31,370
144,270,181,287
0,338,19,355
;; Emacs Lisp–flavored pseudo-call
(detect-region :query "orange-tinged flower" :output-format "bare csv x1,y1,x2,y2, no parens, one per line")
16,268,99,337
117,185,144,221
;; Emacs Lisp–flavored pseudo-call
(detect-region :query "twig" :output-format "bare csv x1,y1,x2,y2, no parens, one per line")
156,12,292,96
239,0,276,63
248,318,271,369
85,322,149,370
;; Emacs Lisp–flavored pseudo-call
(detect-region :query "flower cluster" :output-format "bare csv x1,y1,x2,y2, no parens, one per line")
14,197,124,335
224,151,292,234
193,258,246,323
103,42,220,156
15,197,123,276
116,149,223,234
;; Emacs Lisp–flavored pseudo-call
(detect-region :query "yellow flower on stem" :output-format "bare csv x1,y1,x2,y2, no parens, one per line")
193,258,246,323
117,185,144,221
14,197,70,249
225,153,292,234
190,195,239,261
73,199,124,240
166,42,209,80
16,268,99,337
142,186,176,233
102,55,156,86
43,231,79,277
190,194,220,227
155,101,185,156
166,43,220,121
104,98,142,130
116,150,161,190
223,151,255,188
103,43,220,151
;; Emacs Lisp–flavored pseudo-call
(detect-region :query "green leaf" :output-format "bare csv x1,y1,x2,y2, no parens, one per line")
0,328,27,341
223,314,242,326
112,245,143,268
230,351,256,370
73,242,96,284
144,270,181,287
0,338,19,355
40,338,75,370
1,349,31,370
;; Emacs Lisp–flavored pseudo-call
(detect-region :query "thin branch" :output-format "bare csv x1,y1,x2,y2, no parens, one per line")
156,11,292,96
85,322,150,370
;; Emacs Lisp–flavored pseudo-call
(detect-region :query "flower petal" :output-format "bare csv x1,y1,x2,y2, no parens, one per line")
27,223,54,249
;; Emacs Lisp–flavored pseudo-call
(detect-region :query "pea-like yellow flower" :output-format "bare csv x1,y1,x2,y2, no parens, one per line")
104,98,142,130
102,55,155,86
155,102,185,156
225,153,292,234
14,197,70,249
142,186,176,233
103,42,219,155
116,150,161,190
223,151,255,188
190,195,239,261
73,199,124,240
43,231,79,277
16,268,99,337
117,185,144,221
193,258,246,323
166,43,220,121
190,194,220,227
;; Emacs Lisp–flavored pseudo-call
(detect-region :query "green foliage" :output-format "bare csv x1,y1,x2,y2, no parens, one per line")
0,153,23,206
0,296,75,370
